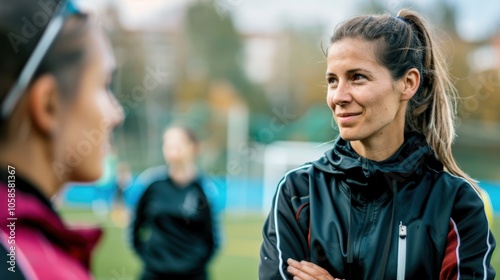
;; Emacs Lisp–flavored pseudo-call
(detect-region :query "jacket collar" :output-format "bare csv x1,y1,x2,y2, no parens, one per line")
311,132,443,189
0,172,102,269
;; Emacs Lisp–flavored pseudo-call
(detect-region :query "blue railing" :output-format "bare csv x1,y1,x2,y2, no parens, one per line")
62,177,500,214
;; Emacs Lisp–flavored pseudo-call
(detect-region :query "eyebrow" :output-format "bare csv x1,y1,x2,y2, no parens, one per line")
326,68,372,76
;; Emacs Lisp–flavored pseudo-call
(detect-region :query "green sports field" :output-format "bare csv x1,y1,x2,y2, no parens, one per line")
61,208,265,280
61,208,500,280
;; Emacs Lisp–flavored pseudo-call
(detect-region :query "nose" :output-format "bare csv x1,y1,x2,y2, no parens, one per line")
329,81,352,107
331,81,352,105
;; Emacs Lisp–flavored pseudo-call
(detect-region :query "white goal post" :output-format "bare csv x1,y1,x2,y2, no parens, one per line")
261,141,332,215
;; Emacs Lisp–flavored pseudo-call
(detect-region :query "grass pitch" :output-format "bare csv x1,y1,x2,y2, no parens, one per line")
60,208,500,280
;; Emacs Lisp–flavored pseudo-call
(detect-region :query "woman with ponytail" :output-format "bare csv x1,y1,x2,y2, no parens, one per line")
259,9,495,280
0,0,123,278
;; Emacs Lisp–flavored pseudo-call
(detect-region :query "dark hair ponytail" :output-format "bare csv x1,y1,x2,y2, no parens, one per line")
330,8,479,191
397,9,479,191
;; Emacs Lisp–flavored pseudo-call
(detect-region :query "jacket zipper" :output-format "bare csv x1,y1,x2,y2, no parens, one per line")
397,222,407,280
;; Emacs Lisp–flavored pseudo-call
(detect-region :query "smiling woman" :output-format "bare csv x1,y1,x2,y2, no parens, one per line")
259,8,495,280
325,37,419,161
0,0,123,279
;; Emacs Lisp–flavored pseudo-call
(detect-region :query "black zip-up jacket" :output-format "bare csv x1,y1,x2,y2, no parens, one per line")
259,133,495,279
131,166,222,279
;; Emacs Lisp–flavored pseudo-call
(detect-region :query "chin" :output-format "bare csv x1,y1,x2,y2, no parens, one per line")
338,129,361,142
71,164,104,183
73,172,103,183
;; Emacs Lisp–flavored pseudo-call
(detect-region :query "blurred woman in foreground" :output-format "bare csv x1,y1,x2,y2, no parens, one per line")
0,0,123,278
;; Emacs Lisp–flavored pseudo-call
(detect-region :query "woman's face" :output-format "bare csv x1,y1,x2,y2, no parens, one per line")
326,38,406,144
54,29,123,182
162,128,198,166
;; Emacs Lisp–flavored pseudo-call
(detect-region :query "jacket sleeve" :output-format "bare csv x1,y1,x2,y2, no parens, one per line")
439,183,496,279
128,166,168,255
130,185,150,256
201,176,224,259
259,170,311,280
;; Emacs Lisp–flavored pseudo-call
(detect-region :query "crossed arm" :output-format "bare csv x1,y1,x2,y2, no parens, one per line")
286,259,342,280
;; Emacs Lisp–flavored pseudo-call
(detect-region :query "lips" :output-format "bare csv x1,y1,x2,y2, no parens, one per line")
336,112,361,124
336,112,361,117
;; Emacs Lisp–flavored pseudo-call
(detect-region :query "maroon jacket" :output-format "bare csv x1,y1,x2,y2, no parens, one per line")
0,175,101,280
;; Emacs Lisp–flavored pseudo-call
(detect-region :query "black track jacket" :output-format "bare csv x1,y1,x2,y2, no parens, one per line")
259,133,495,279
131,166,222,279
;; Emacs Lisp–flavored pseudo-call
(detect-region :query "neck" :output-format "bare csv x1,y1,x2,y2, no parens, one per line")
0,132,60,200
168,163,198,187
350,131,405,162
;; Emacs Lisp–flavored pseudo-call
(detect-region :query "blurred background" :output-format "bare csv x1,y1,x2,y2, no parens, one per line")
57,0,500,279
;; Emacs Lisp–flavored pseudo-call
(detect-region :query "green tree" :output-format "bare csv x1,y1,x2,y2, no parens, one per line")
185,1,270,113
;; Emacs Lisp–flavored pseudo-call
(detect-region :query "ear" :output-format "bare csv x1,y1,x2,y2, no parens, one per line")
399,68,420,101
27,75,60,137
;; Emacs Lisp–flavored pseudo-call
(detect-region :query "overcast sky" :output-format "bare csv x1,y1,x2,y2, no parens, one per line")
450,0,500,41
74,0,500,42
230,0,500,41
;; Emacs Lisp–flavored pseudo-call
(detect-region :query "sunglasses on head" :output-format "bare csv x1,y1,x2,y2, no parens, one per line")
0,0,80,119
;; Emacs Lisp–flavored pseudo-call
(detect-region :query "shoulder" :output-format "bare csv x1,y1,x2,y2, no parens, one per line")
135,166,168,187
428,167,482,199
426,168,486,214
133,165,169,197
283,164,315,182
198,175,223,211
137,165,168,182
199,174,221,195
276,164,316,197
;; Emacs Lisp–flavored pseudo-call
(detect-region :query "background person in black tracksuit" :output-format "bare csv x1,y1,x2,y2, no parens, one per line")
131,126,221,280
260,8,495,280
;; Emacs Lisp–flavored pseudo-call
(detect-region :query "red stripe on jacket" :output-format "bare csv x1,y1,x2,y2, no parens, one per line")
440,219,459,280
